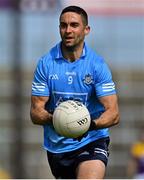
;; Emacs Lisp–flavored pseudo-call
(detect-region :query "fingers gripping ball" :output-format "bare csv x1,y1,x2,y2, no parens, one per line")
53,100,91,138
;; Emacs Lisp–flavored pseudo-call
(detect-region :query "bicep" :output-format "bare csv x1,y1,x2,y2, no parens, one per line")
31,96,49,110
99,94,119,111
97,94,120,126
30,96,52,125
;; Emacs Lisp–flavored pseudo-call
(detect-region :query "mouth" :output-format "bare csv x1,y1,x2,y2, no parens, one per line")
65,37,73,40
64,37,74,44
64,35,74,40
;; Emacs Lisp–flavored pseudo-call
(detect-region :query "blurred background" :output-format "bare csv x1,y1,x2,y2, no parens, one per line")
0,0,144,178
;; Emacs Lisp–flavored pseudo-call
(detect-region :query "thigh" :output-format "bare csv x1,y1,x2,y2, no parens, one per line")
47,137,110,179
47,151,76,179
77,159,106,179
75,137,110,179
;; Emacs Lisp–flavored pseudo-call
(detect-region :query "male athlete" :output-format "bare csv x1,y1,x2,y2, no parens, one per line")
30,6,120,179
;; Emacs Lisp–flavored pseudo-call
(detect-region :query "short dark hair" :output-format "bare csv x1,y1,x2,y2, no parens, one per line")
60,6,88,26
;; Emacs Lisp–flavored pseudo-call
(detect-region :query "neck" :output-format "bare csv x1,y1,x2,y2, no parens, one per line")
61,42,84,62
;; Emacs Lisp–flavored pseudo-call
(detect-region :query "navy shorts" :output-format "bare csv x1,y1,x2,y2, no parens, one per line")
47,137,110,179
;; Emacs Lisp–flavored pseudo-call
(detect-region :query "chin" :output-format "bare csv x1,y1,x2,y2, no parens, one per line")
63,43,75,49
66,45,76,51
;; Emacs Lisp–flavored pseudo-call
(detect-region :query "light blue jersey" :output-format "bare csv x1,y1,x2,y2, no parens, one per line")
31,42,116,153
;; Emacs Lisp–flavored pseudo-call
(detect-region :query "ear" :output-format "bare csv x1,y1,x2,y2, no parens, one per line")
84,25,90,35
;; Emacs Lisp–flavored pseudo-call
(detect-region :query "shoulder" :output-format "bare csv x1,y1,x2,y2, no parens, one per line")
34,44,59,76
85,45,113,78
86,44,105,65
38,43,59,65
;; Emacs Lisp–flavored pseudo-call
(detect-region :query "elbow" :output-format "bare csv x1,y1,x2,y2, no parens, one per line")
31,116,39,125
30,110,38,125
113,111,120,126
31,117,37,125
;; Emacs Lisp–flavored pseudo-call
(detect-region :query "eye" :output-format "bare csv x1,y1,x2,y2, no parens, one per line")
70,23,79,28
60,22,67,29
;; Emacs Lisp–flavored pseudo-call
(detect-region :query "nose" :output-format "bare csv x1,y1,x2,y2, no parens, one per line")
65,25,72,33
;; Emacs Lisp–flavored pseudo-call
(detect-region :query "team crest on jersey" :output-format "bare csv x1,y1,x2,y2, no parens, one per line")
83,74,93,85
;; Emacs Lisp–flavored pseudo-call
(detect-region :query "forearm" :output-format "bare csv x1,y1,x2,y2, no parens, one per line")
30,107,53,125
93,109,119,129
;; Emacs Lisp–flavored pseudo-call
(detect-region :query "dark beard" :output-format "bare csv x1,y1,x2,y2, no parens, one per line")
61,41,78,52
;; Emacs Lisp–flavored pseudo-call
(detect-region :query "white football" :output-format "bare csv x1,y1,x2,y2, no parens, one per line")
53,100,91,138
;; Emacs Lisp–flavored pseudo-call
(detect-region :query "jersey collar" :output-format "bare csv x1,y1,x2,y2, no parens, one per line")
55,42,87,60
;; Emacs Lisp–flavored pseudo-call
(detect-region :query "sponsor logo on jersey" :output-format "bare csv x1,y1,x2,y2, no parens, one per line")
65,71,76,76
52,91,88,107
83,74,93,85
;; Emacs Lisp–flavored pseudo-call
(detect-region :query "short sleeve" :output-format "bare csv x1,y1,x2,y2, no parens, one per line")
31,57,49,96
94,58,116,97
